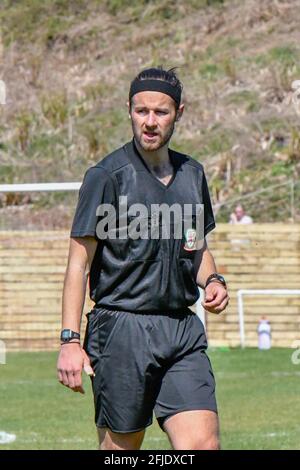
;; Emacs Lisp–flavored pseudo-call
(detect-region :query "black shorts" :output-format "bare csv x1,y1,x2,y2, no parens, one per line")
83,307,217,433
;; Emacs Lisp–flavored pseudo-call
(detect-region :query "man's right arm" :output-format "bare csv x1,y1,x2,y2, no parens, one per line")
57,236,98,394
62,236,97,332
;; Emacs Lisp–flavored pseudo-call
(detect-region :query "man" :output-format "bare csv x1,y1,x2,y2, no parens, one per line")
229,204,253,224
57,67,229,450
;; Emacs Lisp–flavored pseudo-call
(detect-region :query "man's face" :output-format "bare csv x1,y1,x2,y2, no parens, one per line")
129,91,183,152
235,207,244,221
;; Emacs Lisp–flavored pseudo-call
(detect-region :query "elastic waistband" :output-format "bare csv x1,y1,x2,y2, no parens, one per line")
93,305,194,317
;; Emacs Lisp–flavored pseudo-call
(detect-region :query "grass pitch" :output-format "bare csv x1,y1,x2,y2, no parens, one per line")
0,348,299,450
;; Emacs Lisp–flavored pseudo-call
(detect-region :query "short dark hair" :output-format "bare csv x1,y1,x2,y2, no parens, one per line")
129,66,183,110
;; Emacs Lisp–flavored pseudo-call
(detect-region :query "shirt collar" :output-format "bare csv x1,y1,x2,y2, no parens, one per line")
124,138,179,173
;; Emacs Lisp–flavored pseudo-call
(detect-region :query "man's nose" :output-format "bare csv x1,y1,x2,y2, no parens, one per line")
145,111,157,127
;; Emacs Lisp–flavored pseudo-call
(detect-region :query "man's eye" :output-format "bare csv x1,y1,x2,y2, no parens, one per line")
157,111,168,116
136,110,147,115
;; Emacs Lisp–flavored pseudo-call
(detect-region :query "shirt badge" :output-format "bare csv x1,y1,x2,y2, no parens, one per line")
183,228,197,251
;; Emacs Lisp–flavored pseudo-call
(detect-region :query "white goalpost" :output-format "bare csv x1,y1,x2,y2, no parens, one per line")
237,289,300,348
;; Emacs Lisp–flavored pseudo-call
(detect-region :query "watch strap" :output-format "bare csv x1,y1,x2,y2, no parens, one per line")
205,273,226,288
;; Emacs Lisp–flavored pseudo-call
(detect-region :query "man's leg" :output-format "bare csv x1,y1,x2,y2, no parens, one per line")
163,410,220,450
98,427,145,450
88,311,163,449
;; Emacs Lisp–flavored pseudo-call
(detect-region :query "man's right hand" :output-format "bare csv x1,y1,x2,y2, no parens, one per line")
229,213,237,223
57,343,95,394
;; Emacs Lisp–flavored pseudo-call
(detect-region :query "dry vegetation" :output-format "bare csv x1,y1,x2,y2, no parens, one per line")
1,0,300,228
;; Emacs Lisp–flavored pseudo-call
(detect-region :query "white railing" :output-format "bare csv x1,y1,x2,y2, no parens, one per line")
0,183,81,192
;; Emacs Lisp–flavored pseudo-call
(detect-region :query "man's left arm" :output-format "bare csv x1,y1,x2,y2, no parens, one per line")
194,239,229,314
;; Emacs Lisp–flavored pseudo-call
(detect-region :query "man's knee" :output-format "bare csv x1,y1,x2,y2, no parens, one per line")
176,437,221,450
197,436,220,450
176,435,220,450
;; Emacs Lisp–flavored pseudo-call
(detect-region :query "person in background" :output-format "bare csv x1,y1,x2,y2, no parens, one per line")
229,204,253,224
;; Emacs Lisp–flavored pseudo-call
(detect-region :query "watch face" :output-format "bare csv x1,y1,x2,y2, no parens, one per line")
61,330,71,341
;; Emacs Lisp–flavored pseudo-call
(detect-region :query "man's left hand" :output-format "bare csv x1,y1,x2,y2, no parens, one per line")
201,282,229,314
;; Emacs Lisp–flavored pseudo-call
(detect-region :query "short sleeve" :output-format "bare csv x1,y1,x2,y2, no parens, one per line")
70,166,117,239
200,169,216,236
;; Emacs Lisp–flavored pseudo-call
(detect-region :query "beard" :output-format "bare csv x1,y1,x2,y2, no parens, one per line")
131,120,175,152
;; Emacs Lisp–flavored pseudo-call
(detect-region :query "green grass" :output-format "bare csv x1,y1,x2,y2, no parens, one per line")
0,0,227,46
0,348,300,450
254,45,300,68
225,90,261,112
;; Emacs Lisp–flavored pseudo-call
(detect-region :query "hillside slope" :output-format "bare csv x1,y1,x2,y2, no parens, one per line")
1,0,300,228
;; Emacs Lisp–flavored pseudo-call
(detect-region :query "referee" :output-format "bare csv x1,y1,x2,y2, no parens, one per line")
57,67,229,450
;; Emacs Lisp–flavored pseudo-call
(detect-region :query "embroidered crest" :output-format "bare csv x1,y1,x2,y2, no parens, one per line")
183,228,197,251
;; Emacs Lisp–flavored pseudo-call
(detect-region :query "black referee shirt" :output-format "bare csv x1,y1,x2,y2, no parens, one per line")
71,139,215,312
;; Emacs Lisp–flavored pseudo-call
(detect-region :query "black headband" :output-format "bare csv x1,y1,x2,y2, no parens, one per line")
129,79,181,107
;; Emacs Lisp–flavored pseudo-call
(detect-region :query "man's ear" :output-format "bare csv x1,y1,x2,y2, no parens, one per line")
126,100,131,119
175,103,184,122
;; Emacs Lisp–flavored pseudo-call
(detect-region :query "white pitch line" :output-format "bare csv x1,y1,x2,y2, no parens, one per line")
0,431,16,444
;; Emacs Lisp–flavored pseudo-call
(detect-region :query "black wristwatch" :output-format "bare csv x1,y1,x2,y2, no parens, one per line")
205,273,227,289
60,329,80,343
